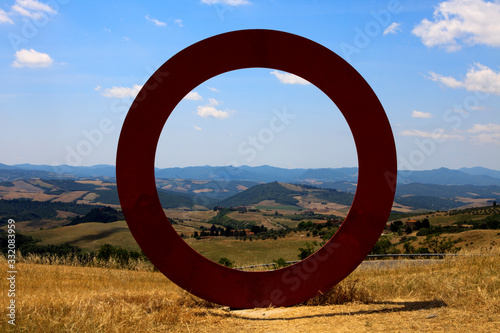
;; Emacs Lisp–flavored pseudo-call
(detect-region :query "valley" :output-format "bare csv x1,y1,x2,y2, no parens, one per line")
0,164,499,268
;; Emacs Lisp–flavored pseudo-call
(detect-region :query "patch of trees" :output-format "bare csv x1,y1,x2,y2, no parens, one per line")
0,199,102,225
389,219,430,234
88,188,120,205
370,236,399,254
296,220,340,241
67,206,124,225
470,213,500,229
280,211,343,222
96,243,148,266
369,234,461,255
402,235,461,254
415,214,500,237
191,224,277,240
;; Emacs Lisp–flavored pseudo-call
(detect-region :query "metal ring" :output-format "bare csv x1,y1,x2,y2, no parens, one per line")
116,29,397,309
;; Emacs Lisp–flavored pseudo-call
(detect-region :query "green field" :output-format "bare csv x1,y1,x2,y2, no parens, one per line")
184,234,320,266
22,220,322,266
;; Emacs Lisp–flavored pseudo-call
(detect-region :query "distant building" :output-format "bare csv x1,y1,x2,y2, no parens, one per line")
243,229,254,236
405,219,418,231
313,220,328,226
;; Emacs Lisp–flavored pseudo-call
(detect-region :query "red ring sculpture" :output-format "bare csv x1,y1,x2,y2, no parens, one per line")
116,29,397,309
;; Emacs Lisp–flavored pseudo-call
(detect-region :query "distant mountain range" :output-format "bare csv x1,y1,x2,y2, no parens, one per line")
1,163,500,186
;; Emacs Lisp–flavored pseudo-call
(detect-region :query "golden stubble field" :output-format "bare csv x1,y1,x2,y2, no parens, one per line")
1,249,499,332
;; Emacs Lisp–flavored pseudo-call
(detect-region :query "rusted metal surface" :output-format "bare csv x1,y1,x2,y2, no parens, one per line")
116,29,397,309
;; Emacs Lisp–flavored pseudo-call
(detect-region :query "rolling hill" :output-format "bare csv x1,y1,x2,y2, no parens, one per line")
216,182,301,207
216,182,355,209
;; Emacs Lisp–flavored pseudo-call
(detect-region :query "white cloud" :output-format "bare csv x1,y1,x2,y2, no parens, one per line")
468,124,500,144
16,0,56,13
467,123,500,133
94,85,102,91
12,48,53,68
270,70,311,85
101,84,143,98
196,105,230,119
0,9,13,24
194,126,202,131
201,0,251,6
174,18,184,27
383,22,402,36
208,98,219,106
412,110,433,118
207,86,219,92
11,0,57,20
183,91,203,101
400,129,464,140
428,63,500,95
145,15,166,27
412,0,500,51
470,105,488,111
470,133,500,144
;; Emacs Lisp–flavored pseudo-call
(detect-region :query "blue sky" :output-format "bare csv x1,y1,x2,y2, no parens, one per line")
0,0,499,170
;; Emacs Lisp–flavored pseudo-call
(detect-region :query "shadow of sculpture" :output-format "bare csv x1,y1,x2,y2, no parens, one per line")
209,299,447,321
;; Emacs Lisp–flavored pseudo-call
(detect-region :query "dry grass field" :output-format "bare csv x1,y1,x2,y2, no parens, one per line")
1,249,498,332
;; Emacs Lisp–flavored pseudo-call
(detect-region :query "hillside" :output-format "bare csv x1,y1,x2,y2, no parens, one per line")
216,182,300,207
156,178,259,201
395,183,500,199
216,182,355,209
393,195,464,211
0,178,199,211
0,199,101,226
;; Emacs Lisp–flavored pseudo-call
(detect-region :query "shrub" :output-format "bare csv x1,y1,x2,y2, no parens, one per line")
298,242,317,260
272,257,289,268
218,257,234,268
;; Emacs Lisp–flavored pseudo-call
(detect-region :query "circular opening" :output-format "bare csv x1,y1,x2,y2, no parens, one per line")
154,68,358,270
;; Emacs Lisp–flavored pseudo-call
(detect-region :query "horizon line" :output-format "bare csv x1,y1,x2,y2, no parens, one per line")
1,162,499,172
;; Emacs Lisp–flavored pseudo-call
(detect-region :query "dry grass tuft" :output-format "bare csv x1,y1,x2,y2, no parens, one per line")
174,291,223,309
301,279,373,306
